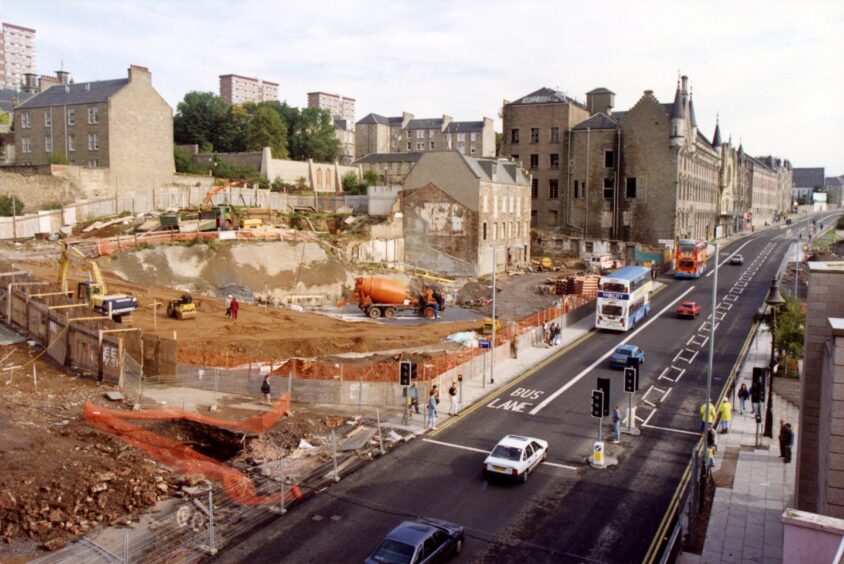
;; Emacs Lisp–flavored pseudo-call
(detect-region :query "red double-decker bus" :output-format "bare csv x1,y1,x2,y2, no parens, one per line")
675,239,707,278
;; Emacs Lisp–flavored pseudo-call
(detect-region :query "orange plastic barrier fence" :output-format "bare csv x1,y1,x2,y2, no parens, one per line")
83,391,301,506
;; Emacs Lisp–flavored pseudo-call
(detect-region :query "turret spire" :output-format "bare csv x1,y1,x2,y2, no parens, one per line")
713,113,722,147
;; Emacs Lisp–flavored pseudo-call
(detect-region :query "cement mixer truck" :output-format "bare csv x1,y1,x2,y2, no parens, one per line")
339,277,446,319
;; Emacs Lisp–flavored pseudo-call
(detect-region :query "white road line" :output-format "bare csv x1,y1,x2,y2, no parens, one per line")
706,240,753,277
641,423,700,437
660,388,673,403
421,438,577,471
642,409,656,427
529,287,697,415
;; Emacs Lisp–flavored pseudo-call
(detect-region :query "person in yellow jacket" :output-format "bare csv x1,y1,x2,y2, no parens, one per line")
700,401,716,432
719,399,733,434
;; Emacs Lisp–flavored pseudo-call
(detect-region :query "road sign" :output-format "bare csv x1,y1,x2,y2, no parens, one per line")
591,390,604,418
593,441,605,465
597,377,610,416
479,339,491,349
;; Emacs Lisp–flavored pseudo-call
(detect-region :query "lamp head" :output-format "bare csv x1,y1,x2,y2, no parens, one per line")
765,276,786,308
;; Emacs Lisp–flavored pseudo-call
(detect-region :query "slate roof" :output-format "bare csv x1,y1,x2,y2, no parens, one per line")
510,87,587,109
825,176,844,186
16,79,129,109
0,88,31,113
670,86,685,120
688,98,698,128
354,152,423,164
712,122,722,147
357,113,390,125
444,121,485,133
407,118,444,129
572,112,618,130
792,167,825,188
587,87,615,94
459,153,529,186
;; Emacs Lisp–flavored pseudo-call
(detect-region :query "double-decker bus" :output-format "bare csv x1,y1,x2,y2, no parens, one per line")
675,239,708,278
595,266,653,331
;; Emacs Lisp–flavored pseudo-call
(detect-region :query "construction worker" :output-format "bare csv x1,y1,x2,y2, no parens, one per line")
719,398,732,434
700,400,716,432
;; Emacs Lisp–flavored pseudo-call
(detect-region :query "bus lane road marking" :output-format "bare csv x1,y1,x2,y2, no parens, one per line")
529,286,696,415
487,387,545,413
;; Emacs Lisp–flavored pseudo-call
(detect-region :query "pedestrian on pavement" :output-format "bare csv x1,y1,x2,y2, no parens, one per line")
737,384,749,414
230,297,240,321
553,323,562,346
706,424,718,467
782,422,794,463
225,294,233,319
700,400,716,432
431,384,440,405
448,382,458,415
611,404,621,443
778,420,786,458
427,390,438,430
750,384,761,416
719,399,733,434
408,382,420,414
260,375,271,405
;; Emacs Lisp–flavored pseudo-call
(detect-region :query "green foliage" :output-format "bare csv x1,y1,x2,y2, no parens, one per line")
270,178,287,192
285,106,341,162
342,171,362,194
47,152,71,165
0,112,9,124
362,170,379,187
257,175,270,190
0,195,24,216
173,91,230,149
837,215,844,229
41,202,63,211
774,294,806,377
245,104,288,158
174,146,207,174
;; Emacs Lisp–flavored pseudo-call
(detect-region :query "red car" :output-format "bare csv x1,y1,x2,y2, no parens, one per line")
676,301,701,318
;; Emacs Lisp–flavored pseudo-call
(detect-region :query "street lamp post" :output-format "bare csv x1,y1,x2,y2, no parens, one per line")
763,276,785,438
490,246,497,385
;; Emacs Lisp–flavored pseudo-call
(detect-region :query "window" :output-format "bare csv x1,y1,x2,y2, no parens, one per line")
21,112,31,128
549,179,559,199
511,154,519,161
44,137,52,152
482,222,487,241
531,178,538,199
416,142,424,150
416,130,424,139
550,127,560,143
87,107,99,124
470,132,477,142
626,177,637,198
530,128,539,143
547,210,558,225
529,154,539,169
21,137,31,153
68,134,75,152
88,133,99,150
428,129,436,137
407,142,411,150
457,133,465,142
573,180,581,198
67,108,75,126
87,159,99,167
603,177,613,199
531,209,537,223
604,150,615,168
470,146,476,154
586,241,594,253
510,128,519,144
44,110,52,127
550,154,560,169
430,141,435,149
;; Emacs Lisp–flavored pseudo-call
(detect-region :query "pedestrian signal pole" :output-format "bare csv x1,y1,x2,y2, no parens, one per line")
624,360,639,432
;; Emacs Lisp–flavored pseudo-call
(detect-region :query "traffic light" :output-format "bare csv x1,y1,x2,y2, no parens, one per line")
597,377,610,416
752,367,766,403
399,360,416,386
591,390,604,418
624,367,638,393
625,357,640,392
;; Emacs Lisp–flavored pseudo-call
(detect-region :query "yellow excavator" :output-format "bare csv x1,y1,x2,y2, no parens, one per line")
58,244,139,322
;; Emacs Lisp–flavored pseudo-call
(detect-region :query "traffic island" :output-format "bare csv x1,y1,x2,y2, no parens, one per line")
587,453,619,469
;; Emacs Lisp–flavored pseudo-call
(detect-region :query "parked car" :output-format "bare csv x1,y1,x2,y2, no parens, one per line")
609,344,645,368
676,301,702,318
366,518,464,564
482,435,548,483
729,254,744,265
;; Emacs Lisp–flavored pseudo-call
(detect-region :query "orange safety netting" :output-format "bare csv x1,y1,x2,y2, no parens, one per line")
82,391,302,506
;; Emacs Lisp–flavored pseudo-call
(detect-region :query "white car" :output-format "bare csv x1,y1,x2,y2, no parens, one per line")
482,435,549,483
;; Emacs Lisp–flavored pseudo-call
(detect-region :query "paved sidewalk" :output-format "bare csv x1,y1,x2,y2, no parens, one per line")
680,324,799,564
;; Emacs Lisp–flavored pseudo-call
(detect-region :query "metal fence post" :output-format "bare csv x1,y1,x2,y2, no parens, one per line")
376,408,384,453
331,430,340,482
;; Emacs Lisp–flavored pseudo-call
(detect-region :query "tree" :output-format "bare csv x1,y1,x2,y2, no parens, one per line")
774,294,806,377
342,172,363,194
287,107,340,162
174,147,206,174
173,91,230,149
47,152,71,165
0,195,24,216
245,103,288,158
362,170,379,187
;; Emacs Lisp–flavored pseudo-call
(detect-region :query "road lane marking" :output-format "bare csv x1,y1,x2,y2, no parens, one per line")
421,438,577,471
640,424,700,436
529,286,696,415
706,240,752,276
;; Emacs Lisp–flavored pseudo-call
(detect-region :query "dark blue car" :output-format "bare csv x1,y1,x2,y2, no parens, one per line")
609,344,645,368
366,518,464,564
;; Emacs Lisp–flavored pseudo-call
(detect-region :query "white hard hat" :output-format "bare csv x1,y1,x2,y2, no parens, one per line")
228,294,233,299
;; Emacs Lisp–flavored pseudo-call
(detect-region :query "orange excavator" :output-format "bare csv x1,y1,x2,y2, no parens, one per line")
199,180,257,230
337,277,445,319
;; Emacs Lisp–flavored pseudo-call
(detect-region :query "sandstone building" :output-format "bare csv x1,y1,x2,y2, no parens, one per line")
401,151,530,276
219,74,278,105
15,65,175,188
355,112,494,160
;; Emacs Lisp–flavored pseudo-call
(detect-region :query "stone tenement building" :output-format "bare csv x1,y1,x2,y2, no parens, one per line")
402,151,531,276
503,77,793,247
355,112,495,160
219,74,278,105
15,65,175,188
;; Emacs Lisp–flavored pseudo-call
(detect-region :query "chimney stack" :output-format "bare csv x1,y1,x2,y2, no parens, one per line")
56,69,70,84
22,72,37,93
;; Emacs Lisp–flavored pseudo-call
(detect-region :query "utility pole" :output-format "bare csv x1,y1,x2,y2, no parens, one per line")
705,242,719,467
490,246,497,385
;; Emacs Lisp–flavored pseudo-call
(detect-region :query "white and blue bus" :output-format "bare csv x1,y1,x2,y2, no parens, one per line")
595,265,653,331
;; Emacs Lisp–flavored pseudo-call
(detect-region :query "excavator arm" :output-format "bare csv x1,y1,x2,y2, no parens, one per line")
58,244,106,293
202,179,248,210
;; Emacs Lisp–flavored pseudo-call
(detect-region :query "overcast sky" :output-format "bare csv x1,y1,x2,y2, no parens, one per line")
4,0,842,174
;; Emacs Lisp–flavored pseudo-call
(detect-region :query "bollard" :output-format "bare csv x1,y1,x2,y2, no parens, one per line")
376,408,384,454
330,430,340,482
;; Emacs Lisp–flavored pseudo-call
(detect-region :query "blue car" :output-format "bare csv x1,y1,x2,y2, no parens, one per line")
366,518,464,564
609,344,645,368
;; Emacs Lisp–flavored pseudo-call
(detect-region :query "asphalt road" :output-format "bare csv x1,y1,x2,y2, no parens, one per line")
215,214,835,564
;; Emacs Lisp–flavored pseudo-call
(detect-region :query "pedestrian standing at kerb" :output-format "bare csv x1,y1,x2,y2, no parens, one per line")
700,400,716,432
611,404,621,443
719,398,732,434
448,382,458,416
427,390,438,430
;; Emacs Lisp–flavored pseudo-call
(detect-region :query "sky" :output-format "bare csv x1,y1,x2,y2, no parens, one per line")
3,0,843,174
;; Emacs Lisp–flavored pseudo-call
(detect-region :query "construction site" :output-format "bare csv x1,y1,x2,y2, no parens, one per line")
0,182,601,562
